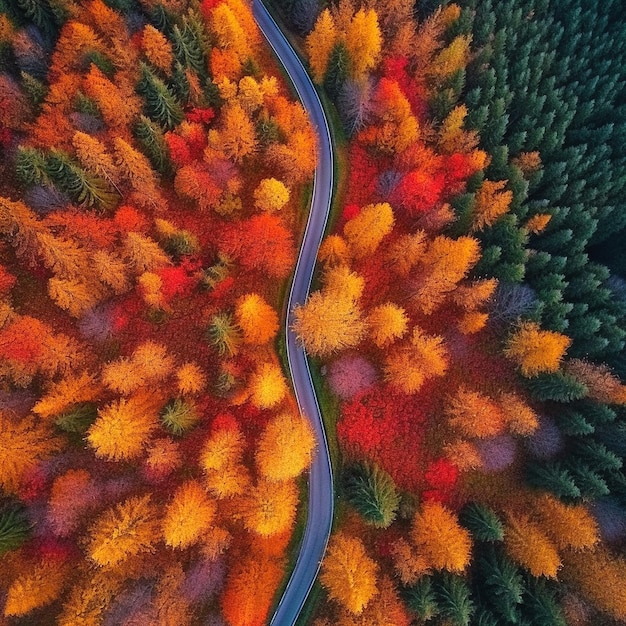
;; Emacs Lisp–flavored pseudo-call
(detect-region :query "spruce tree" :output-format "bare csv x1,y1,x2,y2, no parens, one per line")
435,573,475,626
525,461,581,501
459,502,504,543
403,576,439,621
136,62,184,130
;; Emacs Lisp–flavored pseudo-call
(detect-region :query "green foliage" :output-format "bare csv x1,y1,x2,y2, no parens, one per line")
160,398,199,436
524,372,588,403
55,402,99,434
403,576,439,621
20,71,47,107
45,149,119,210
323,41,350,101
137,62,184,130
525,461,581,501
459,502,504,542
171,12,207,78
567,459,609,499
14,0,61,43
200,254,231,290
15,145,50,186
134,115,172,176
522,576,566,626
205,311,241,357
477,545,524,623
162,230,199,261
0,501,31,555
342,462,400,528
74,91,101,116
82,50,115,77
435,573,475,626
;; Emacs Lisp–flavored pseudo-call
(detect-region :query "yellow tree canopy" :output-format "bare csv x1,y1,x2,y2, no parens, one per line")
293,290,366,357
345,8,382,78
141,24,173,75
306,9,338,83
32,371,101,419
207,103,257,163
318,234,351,267
248,362,289,409
386,231,427,276
343,202,395,259
255,412,315,482
235,293,279,345
210,2,251,61
505,321,571,377
367,302,409,348
411,501,472,573
504,512,561,579
87,495,159,567
446,386,506,438
322,264,365,302
240,479,298,537
200,420,245,473
320,532,379,615
253,177,290,212
162,480,216,549
176,362,207,395
472,179,513,231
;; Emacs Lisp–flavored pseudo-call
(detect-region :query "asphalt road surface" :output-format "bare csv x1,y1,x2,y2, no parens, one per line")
253,2,335,625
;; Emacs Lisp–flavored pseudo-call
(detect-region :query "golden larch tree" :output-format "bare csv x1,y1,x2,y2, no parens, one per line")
565,359,626,405
343,202,394,259
176,362,207,395
505,321,571,377
293,290,366,357
141,24,173,75
240,479,298,537
322,264,365,302
471,179,513,231
504,512,561,579
451,278,498,311
384,327,448,394
208,103,257,163
86,395,158,461
525,213,552,234
235,293,279,345
3,559,69,618
427,34,472,83
210,2,251,61
205,462,251,499
438,104,479,154
499,392,539,436
320,532,379,615
411,501,472,573
446,386,506,438
200,420,245,473
255,412,315,482
533,494,599,551
87,495,159,567
253,178,290,212
386,231,427,276
306,9,338,83
318,234,351,267
391,537,430,585
123,231,172,274
72,131,121,192
367,302,409,347
345,8,382,78
162,480,216,549
32,371,101,419
248,362,289,409
0,413,61,494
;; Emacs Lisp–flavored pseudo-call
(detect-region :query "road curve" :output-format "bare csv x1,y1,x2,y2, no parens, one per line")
252,2,335,625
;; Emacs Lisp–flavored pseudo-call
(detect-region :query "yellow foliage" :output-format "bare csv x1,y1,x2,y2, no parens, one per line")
176,362,207,395
253,177,290,212
237,75,264,113
256,412,315,481
391,538,430,585
438,104,478,153
248,362,289,409
411,501,472,573
57,569,119,626
138,271,165,309
320,532,379,615
367,302,409,347
200,423,245,472
446,386,505,438
345,8,382,78
386,231,427,276
123,232,172,274
0,413,61,494
472,179,513,230
525,213,552,234
504,512,561,578
440,3,462,28
72,131,121,189
205,463,250,499
91,250,129,294
306,9,338,83
443,439,483,471
428,34,472,82
318,234,351,267
534,494,599,551
293,290,366,357
343,202,395,259
4,560,68,617
210,2,250,60
505,321,571,377
241,479,298,536
452,278,498,311
207,103,257,163
499,392,539,436
384,327,448,394
87,395,158,460
162,481,216,549
48,276,103,317
32,371,101,419
88,496,159,567
322,264,365,302
235,293,279,345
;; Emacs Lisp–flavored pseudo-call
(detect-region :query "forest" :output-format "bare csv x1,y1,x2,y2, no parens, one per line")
1,0,626,624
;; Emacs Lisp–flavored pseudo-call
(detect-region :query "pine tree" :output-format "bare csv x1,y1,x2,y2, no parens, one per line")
160,398,199,436
134,115,172,176
403,576,439,621
526,461,581,501
435,573,475,626
0,502,31,555
342,462,400,528
459,502,504,542
136,62,184,130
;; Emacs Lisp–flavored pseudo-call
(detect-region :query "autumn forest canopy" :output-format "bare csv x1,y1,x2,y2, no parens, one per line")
1,0,626,624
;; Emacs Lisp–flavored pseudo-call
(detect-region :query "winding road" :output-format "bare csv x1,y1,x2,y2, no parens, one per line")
253,2,335,624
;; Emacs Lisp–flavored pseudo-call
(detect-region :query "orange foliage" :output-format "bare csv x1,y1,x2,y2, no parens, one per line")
176,362,207,395
472,179,513,230
512,151,542,176
446,386,506,438
235,293,279,345
391,537,430,585
255,412,315,481
504,512,561,579
306,9,338,83
0,413,61,494
505,321,571,377
207,103,257,163
162,480,216,549
240,479,298,537
386,231,427,276
248,362,289,409
367,302,409,347
565,359,626,404
525,213,552,234
200,419,245,472
32,371,101,419
141,24,173,74
87,495,159,567
343,203,395,259
411,501,472,573
320,532,379,615
221,554,284,626
499,392,539,436
318,234,351,267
